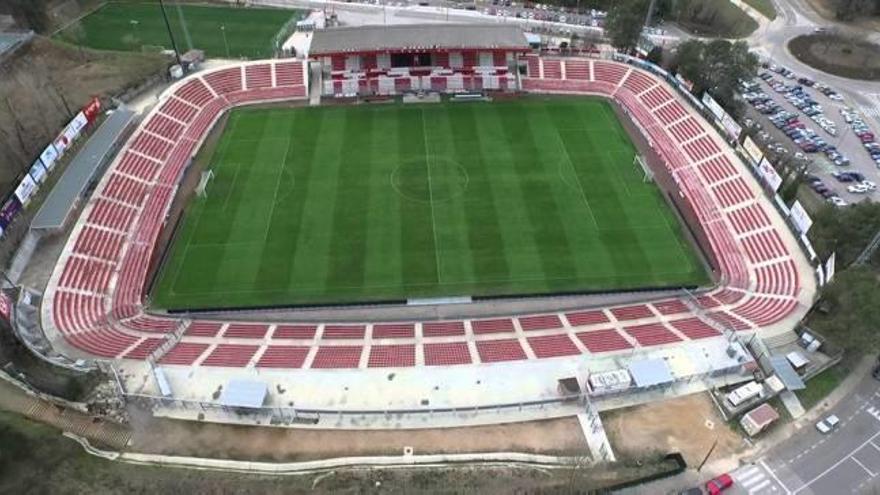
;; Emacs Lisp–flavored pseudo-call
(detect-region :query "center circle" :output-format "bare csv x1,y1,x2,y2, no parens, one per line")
391,157,469,203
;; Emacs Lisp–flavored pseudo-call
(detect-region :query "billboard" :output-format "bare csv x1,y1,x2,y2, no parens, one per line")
789,200,813,234
0,196,22,229
757,157,783,191
720,113,743,141
28,159,47,184
13,174,37,206
702,92,725,120
825,252,836,284
743,136,764,164
39,143,59,171
53,111,88,155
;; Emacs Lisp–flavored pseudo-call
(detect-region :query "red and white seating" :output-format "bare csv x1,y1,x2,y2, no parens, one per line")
43,57,808,371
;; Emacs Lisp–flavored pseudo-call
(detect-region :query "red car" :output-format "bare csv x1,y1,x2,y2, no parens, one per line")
705,473,734,495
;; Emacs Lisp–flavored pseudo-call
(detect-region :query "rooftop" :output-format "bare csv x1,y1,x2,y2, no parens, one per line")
308,23,529,56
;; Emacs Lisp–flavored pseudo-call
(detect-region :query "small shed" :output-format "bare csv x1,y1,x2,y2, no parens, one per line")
740,403,780,437
628,358,674,389
219,380,268,410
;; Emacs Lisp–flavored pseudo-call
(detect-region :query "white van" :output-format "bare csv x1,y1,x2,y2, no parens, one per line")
726,381,764,408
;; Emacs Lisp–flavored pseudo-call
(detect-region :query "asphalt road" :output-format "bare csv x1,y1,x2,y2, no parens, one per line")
750,371,880,494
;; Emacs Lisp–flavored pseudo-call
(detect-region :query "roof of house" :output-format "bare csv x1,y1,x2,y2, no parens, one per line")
308,24,529,56
743,402,780,427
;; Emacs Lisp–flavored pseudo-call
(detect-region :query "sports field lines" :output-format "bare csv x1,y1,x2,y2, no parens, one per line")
151,97,708,309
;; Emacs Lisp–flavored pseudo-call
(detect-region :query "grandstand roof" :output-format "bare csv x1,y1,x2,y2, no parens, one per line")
32,107,135,231
308,24,529,56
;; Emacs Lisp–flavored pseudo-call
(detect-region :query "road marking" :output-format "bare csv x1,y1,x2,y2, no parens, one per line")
871,441,880,453
851,456,876,477
793,431,880,493
760,459,792,495
749,479,772,493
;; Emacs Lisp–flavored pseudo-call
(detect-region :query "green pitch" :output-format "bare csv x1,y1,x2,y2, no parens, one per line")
151,98,708,309
57,3,302,58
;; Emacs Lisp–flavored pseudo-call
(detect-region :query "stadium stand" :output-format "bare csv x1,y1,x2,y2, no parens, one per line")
42,56,808,371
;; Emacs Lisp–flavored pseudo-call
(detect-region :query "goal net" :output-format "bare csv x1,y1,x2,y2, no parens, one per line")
195,170,215,198
634,155,653,183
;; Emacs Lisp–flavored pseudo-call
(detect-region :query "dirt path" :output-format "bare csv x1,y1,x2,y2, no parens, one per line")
602,393,745,467
128,409,588,462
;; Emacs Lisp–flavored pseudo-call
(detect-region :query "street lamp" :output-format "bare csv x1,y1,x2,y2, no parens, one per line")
220,24,229,58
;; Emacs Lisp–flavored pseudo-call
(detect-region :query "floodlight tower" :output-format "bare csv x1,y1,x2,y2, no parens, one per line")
158,0,183,66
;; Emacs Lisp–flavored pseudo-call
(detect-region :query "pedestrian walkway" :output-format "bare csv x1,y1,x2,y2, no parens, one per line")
778,390,805,419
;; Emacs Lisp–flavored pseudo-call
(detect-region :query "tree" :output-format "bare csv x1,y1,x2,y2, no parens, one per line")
673,39,757,113
809,201,880,266
604,0,649,53
8,0,50,34
808,266,880,353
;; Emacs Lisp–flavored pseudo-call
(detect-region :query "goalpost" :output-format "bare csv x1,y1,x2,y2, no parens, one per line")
195,170,215,198
634,155,654,183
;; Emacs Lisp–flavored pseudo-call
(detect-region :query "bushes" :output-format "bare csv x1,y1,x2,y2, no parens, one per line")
669,0,758,38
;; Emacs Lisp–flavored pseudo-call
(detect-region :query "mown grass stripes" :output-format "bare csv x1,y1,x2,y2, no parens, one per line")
151,98,708,309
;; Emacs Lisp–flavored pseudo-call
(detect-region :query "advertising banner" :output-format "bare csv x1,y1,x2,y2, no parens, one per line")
0,291,11,323
28,159,47,184
53,111,88,155
675,73,694,92
790,200,813,234
825,252,836,284
702,92,726,120
743,136,764,164
757,157,783,191
816,266,825,287
720,113,743,141
13,174,37,206
0,196,22,229
39,143,59,171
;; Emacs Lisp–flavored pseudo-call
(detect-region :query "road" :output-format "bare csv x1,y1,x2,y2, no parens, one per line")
737,371,880,494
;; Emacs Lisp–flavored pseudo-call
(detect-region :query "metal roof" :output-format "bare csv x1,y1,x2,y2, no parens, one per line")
743,402,779,427
308,24,529,56
769,355,806,391
0,32,31,58
628,358,674,388
219,380,268,409
31,108,135,230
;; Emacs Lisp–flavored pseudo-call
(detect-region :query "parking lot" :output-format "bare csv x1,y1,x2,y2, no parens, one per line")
741,62,880,206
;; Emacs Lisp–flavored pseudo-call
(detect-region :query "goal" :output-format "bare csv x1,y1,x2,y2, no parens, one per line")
633,155,653,182
195,170,215,198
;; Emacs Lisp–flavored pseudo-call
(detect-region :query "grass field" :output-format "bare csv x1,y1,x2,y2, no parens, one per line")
151,98,708,309
57,3,302,58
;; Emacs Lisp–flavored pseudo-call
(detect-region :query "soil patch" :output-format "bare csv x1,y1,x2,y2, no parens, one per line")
602,393,746,467
128,410,588,462
789,34,880,81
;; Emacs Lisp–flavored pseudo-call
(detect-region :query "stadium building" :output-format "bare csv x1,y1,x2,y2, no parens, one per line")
16,23,815,447
307,24,529,95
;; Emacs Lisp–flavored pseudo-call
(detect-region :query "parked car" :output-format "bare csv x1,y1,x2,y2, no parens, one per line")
816,414,841,433
706,473,734,495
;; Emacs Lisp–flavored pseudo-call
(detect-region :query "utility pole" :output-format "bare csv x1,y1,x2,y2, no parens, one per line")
644,0,657,28
158,0,183,66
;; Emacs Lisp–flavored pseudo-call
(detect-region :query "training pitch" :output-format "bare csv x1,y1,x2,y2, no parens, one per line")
150,98,708,309
57,3,302,58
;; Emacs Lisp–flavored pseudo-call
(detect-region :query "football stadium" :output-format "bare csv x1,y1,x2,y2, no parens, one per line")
9,21,815,445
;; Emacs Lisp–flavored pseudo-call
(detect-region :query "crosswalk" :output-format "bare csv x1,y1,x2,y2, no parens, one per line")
731,463,782,494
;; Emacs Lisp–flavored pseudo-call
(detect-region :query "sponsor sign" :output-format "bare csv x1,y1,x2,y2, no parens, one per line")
675,73,694,92
28,159,47,184
13,174,37,206
816,266,825,287
82,97,101,123
825,252,836,284
743,136,764,164
757,157,783,191
800,233,817,261
53,111,88,155
720,113,742,141
0,291,11,323
39,143,59,171
0,196,22,229
790,200,813,234
702,92,726,120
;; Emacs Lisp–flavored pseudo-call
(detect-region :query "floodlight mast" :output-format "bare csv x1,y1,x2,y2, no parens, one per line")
158,0,183,66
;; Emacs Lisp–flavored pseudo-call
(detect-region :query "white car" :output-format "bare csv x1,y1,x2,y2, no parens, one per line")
830,196,848,207
862,180,877,190
847,184,869,194
816,414,840,433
